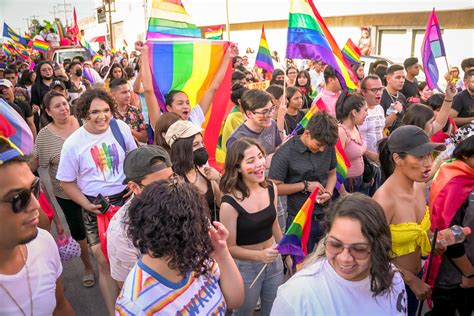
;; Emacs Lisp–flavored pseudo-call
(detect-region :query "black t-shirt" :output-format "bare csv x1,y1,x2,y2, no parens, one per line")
452,89,474,119
14,100,33,118
284,110,305,135
31,81,52,106
380,89,407,132
401,78,419,99
6,100,25,119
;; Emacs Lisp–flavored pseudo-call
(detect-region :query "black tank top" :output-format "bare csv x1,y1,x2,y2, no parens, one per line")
184,168,218,221
221,184,276,246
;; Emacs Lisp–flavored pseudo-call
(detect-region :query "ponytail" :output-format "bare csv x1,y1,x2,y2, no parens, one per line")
336,93,365,122
378,138,393,181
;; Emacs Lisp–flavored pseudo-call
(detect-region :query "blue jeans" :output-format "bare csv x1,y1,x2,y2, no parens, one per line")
233,256,284,316
344,175,363,193
286,213,325,254
361,164,381,197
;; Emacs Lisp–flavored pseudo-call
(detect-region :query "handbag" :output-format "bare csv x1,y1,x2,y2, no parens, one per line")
56,233,81,262
362,156,376,183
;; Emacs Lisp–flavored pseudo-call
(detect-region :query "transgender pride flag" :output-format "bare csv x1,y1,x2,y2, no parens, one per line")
421,9,446,91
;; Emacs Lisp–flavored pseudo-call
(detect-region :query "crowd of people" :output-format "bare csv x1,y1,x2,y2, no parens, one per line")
0,38,473,316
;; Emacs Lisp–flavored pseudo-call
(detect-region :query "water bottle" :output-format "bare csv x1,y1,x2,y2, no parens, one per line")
436,225,472,246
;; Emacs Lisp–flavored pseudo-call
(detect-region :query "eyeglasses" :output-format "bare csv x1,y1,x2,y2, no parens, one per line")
253,106,276,117
364,87,384,94
325,238,371,260
0,178,41,213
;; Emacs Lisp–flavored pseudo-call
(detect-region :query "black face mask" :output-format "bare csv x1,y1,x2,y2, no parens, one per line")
75,69,83,77
43,75,53,80
193,147,209,166
274,79,284,86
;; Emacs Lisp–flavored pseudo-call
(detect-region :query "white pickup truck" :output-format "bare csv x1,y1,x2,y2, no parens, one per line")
48,46,92,65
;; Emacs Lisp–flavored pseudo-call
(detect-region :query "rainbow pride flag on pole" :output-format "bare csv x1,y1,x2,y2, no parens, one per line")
147,39,232,169
147,0,202,39
286,0,358,91
0,99,33,154
32,39,49,53
342,38,361,66
421,9,446,91
53,19,65,39
255,25,274,74
204,25,224,40
277,187,319,264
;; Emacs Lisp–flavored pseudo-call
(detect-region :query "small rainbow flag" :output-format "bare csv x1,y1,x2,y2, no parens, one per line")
286,0,358,91
32,39,49,53
255,25,274,74
93,54,103,62
147,39,232,169
53,19,65,39
2,43,15,56
204,25,224,40
342,38,361,66
79,35,95,56
277,187,319,264
147,0,202,39
288,98,326,137
0,99,33,154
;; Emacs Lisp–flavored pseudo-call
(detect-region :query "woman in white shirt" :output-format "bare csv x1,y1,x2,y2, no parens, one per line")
271,193,407,316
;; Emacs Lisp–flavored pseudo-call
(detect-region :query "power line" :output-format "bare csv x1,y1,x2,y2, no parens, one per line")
56,0,72,26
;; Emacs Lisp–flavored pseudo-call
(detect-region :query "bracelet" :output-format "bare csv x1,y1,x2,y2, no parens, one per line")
444,99,453,102
302,180,309,194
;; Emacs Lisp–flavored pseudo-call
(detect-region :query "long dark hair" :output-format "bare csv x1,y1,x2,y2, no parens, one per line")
35,61,54,82
126,179,213,277
220,137,270,201
401,104,434,131
170,134,198,176
378,138,407,180
335,93,366,122
107,63,127,81
295,70,312,93
154,112,180,152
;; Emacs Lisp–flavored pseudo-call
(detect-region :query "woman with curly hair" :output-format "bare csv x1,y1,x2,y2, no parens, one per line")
56,89,137,314
272,193,406,315
116,180,244,314
220,137,287,316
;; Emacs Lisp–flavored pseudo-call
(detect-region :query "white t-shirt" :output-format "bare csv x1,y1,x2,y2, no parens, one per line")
189,105,205,126
0,229,62,316
107,196,141,282
358,104,385,154
46,33,60,47
56,120,137,197
271,258,407,316
116,259,226,315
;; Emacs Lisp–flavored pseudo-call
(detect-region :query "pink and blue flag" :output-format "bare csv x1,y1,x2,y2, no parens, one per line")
0,99,33,154
421,9,446,91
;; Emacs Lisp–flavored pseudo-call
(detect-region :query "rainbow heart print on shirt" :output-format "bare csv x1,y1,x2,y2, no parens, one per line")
90,143,120,180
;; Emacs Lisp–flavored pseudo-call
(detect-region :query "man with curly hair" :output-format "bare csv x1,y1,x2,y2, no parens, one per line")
116,180,244,314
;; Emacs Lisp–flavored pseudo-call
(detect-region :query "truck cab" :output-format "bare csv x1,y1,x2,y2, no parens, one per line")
48,46,92,65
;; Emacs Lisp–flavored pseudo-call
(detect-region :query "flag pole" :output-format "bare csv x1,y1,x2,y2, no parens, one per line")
249,264,267,288
225,0,230,41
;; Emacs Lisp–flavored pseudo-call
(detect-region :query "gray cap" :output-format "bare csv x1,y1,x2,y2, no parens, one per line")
164,120,203,147
122,145,172,184
388,125,445,156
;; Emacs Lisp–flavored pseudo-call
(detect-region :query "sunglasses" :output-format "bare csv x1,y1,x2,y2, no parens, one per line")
0,178,41,213
325,238,371,260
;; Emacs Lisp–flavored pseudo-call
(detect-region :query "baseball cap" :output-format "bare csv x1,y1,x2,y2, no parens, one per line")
404,57,419,69
122,145,172,184
0,79,13,88
388,125,445,156
165,120,203,147
51,79,66,90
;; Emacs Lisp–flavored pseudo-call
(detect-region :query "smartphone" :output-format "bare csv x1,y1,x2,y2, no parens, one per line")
93,194,110,214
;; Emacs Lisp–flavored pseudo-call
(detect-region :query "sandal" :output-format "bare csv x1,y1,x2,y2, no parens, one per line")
82,273,95,288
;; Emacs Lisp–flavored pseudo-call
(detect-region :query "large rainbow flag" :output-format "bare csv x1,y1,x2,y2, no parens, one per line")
286,0,358,91
277,187,319,264
147,0,202,39
0,99,33,154
32,39,49,53
147,39,232,169
255,25,274,74
204,25,224,40
342,38,361,66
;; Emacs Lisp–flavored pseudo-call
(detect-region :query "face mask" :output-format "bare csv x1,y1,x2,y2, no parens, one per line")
274,80,284,86
75,69,83,77
193,147,209,166
43,75,53,80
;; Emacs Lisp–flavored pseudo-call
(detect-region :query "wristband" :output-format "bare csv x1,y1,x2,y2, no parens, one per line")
444,99,453,102
302,180,309,194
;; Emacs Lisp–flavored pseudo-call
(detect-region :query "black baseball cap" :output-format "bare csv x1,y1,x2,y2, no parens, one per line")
51,79,66,90
388,125,445,156
122,145,172,184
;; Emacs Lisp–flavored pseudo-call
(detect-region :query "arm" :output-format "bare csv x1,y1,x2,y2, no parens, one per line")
198,44,238,115
209,221,244,309
272,183,283,243
26,116,37,140
60,181,101,214
53,278,75,315
132,70,144,94
318,168,336,203
450,108,474,127
130,128,148,143
432,82,456,134
29,156,39,172
364,150,380,164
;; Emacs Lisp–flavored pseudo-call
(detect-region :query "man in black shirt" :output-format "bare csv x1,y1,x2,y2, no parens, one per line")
380,64,407,133
269,111,338,252
0,79,37,138
450,70,474,127
401,57,420,101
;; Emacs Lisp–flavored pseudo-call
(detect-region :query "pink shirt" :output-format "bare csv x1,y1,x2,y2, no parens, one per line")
339,124,366,178
314,89,340,118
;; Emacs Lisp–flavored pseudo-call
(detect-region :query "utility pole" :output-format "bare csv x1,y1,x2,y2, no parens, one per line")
49,5,58,20
103,0,115,49
23,17,30,33
56,0,72,26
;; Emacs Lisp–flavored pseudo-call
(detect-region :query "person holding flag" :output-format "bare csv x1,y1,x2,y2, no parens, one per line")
219,137,289,315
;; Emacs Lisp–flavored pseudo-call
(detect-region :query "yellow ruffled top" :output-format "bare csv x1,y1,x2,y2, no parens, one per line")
389,207,431,257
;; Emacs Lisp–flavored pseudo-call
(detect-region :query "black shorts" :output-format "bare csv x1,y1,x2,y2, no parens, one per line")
55,196,87,241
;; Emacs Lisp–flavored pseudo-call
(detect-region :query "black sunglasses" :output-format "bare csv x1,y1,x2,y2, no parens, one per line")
0,178,41,213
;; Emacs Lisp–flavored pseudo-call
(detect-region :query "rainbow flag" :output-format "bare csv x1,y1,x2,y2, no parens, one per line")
147,39,232,169
421,9,446,91
53,19,65,39
255,25,274,74
3,23,29,46
147,0,202,39
2,43,15,56
93,54,103,62
286,0,358,91
342,38,361,66
204,25,224,40
32,39,49,53
78,35,95,56
0,99,33,154
277,187,319,264
288,97,326,137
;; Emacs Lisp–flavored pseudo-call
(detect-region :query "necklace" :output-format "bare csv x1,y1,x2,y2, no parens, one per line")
0,246,33,316
385,88,399,104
